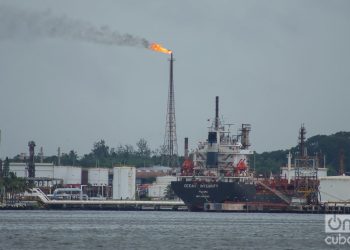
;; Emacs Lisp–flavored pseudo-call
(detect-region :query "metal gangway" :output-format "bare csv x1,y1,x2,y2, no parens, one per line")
31,188,50,203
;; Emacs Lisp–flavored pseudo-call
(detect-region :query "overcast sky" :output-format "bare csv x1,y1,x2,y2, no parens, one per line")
0,0,349,158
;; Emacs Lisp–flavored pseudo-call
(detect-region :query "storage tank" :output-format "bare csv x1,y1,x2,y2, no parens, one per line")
88,168,109,186
54,166,82,186
156,176,177,185
148,184,167,198
36,163,54,178
319,176,350,203
9,162,54,178
9,163,26,177
113,166,136,200
147,176,176,198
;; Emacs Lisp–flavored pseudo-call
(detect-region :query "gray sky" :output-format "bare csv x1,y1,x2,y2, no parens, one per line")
0,0,349,158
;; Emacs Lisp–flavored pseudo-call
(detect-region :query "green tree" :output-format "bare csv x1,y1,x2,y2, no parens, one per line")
136,138,151,158
1,172,29,203
93,140,110,159
164,184,176,200
68,150,78,166
3,157,9,178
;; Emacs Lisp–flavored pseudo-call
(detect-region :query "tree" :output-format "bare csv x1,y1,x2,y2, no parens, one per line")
3,157,9,178
92,140,110,159
2,172,29,204
164,184,176,200
68,150,78,166
136,138,151,158
120,144,134,164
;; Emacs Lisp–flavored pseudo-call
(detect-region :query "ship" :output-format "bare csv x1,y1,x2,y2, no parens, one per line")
171,97,322,212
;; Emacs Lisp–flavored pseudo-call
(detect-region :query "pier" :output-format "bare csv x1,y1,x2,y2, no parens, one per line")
30,188,187,211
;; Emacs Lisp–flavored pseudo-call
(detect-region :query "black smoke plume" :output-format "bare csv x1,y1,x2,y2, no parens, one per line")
0,5,150,48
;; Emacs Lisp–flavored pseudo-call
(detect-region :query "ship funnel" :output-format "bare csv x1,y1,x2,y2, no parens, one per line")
184,137,189,159
215,96,219,130
240,124,251,149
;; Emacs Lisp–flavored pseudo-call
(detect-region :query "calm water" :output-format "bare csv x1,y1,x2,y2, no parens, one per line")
0,210,335,250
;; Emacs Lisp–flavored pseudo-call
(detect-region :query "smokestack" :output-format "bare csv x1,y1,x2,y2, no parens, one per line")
58,147,61,166
299,125,306,157
184,137,189,159
287,152,292,184
215,96,219,130
28,141,36,178
40,146,44,163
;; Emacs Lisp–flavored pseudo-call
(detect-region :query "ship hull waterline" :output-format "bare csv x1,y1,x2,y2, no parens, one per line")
171,180,290,212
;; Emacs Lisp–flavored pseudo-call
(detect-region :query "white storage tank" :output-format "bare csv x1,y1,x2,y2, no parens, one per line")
9,163,54,178
155,176,177,185
148,184,167,198
147,176,176,198
319,176,350,203
88,168,109,186
9,163,26,178
113,166,136,200
54,166,82,185
36,163,54,178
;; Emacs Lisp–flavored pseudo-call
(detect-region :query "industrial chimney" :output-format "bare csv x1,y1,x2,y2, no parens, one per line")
184,137,189,159
28,141,36,178
215,96,219,130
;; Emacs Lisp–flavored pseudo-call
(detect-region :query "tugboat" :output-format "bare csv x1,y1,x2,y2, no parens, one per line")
171,97,319,212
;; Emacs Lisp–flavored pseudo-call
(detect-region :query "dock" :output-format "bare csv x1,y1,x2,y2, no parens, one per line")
30,188,187,211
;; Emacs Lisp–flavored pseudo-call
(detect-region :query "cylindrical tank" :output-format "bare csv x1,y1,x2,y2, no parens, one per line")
35,163,54,178
156,176,177,185
113,166,136,200
54,166,82,185
88,168,109,186
148,184,167,198
319,176,350,203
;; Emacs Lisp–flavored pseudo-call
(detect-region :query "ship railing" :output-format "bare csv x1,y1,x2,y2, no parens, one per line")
176,176,255,184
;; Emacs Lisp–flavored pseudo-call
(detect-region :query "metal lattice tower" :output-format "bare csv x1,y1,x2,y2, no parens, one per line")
163,53,179,168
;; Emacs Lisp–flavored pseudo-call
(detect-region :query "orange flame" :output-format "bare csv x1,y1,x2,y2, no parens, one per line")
149,43,172,54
